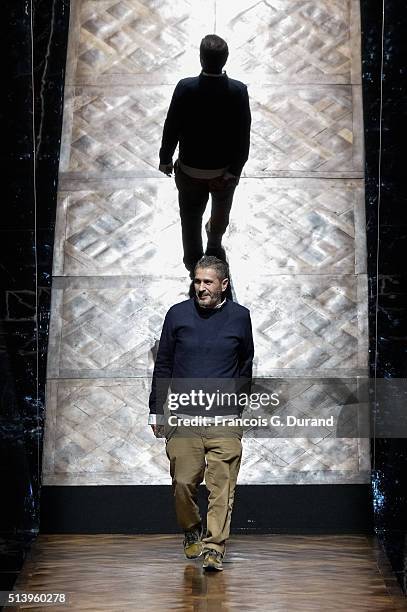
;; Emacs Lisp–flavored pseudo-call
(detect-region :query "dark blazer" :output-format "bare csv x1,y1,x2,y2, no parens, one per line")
159,73,251,176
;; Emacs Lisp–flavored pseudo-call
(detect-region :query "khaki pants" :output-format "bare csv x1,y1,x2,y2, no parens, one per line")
165,425,242,555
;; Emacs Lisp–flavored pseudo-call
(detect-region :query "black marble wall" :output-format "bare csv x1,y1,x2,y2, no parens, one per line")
0,0,69,591
361,0,407,594
1,0,407,596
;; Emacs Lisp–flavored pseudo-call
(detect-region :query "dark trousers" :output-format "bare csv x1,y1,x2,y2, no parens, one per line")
174,166,237,270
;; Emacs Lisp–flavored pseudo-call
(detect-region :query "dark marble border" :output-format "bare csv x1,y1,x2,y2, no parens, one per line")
1,0,70,593
361,0,407,594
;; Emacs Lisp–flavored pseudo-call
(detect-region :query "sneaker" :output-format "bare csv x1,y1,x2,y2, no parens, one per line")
202,548,223,571
183,524,203,559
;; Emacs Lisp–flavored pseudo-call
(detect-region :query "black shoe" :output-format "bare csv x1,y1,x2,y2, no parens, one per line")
184,254,203,278
205,246,227,262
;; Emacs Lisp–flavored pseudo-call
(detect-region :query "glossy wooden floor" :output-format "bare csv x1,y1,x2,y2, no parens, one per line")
13,535,407,611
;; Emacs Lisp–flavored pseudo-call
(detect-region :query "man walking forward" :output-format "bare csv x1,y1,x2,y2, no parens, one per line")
149,256,254,570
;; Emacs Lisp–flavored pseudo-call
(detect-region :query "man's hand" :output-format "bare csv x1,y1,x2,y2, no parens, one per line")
151,424,165,438
159,162,173,176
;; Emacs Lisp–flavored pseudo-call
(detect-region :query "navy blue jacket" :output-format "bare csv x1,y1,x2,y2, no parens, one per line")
149,298,254,417
159,73,251,177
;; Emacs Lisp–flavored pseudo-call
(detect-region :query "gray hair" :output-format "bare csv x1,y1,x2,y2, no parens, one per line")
194,256,229,280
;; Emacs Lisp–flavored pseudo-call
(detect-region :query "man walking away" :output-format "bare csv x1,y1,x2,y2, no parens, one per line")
159,35,251,274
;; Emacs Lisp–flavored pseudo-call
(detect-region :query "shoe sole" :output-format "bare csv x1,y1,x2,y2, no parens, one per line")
203,563,223,571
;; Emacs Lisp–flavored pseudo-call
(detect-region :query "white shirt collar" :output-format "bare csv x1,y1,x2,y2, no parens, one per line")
215,298,227,309
195,297,227,310
201,70,226,78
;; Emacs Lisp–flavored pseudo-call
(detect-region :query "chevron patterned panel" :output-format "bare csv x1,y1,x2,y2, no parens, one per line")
47,274,366,379
240,437,369,484
71,0,214,83
247,85,360,176
60,84,360,178
216,0,355,84
248,276,366,376
240,275,367,376
61,86,174,176
54,180,185,276
227,178,364,274
54,178,363,276
48,277,189,378
69,0,358,86
42,378,369,485
43,379,170,484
